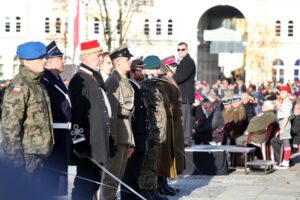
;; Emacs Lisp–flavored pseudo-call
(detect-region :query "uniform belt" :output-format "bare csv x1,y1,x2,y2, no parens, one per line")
117,115,130,119
53,122,72,130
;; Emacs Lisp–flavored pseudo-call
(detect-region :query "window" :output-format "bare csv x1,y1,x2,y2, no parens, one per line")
13,55,19,77
272,58,284,83
94,18,99,34
0,55,4,79
168,19,173,35
45,17,50,33
156,19,161,35
275,20,281,37
16,16,21,32
104,19,109,35
144,19,149,35
55,18,61,33
288,20,293,37
117,19,121,34
294,59,300,81
5,16,10,32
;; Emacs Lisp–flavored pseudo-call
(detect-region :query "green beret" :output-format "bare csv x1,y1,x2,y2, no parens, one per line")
143,55,161,69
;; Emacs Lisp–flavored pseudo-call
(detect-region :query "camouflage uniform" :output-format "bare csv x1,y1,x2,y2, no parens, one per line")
1,65,54,174
138,78,167,195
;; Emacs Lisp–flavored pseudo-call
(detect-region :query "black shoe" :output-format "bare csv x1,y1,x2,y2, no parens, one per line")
164,185,178,194
152,191,169,200
158,186,176,196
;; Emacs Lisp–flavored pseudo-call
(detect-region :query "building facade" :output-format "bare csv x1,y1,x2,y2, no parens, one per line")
0,0,299,85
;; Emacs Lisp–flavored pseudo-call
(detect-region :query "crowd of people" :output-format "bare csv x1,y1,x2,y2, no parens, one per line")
192,77,300,169
0,40,196,200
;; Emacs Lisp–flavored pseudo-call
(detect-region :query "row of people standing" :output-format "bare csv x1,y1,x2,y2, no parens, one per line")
0,40,196,200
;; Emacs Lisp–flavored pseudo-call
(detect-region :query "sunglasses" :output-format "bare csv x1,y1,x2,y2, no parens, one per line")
177,48,186,52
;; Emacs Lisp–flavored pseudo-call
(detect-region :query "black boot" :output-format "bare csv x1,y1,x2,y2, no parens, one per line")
151,191,168,200
157,177,176,196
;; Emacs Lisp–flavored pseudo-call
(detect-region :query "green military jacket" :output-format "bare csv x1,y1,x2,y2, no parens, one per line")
1,65,54,167
141,79,167,145
105,70,135,146
246,110,276,143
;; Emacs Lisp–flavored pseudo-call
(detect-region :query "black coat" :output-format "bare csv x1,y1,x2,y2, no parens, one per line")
129,80,148,152
68,64,110,163
173,54,196,104
40,68,72,195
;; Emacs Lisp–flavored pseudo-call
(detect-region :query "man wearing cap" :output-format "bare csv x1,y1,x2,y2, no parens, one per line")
40,41,72,196
100,46,135,200
174,42,196,147
231,95,247,140
121,57,149,200
68,40,111,200
138,55,167,200
1,41,54,180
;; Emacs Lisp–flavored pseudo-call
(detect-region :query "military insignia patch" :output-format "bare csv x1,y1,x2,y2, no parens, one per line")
11,88,21,94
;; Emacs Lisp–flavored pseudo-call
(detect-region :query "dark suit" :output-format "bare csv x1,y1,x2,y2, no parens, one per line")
173,53,196,146
194,109,224,144
40,68,72,196
69,64,110,200
121,80,148,200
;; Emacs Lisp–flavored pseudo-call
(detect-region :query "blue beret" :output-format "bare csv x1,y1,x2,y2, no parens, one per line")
143,55,161,69
16,41,47,60
46,41,63,58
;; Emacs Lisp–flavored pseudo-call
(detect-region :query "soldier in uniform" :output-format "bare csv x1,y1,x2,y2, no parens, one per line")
69,40,111,200
156,63,178,196
235,100,276,146
231,96,247,142
100,46,135,200
162,56,185,175
40,41,72,196
121,57,149,200
138,55,168,200
1,41,54,181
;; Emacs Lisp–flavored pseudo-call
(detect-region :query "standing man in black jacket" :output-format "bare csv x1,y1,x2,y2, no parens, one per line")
173,42,196,147
40,41,72,196
69,40,111,200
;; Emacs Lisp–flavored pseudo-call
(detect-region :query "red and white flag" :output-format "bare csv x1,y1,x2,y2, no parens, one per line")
73,0,80,59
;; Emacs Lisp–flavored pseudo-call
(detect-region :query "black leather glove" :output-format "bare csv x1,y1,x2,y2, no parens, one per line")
109,135,117,157
73,141,90,158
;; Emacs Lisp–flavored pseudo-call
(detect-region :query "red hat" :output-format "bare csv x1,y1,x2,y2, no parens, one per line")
80,40,102,55
279,85,291,93
161,55,177,67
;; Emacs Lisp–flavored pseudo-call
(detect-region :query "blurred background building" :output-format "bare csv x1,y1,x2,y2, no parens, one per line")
0,0,299,85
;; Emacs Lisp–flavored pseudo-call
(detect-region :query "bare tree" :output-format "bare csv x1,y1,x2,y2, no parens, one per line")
246,23,279,85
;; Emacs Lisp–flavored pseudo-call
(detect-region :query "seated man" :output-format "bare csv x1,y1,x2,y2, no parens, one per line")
231,95,247,140
193,98,224,144
290,100,300,152
236,100,276,146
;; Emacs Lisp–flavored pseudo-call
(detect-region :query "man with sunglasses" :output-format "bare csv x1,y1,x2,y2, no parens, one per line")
173,42,196,147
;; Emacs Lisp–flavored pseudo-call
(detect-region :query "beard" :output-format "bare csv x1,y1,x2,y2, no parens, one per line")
134,72,144,81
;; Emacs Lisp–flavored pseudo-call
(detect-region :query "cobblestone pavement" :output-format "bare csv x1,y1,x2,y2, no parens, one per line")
64,153,300,200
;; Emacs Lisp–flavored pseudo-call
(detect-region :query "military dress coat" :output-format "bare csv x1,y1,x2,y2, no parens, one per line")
1,65,54,173
246,110,276,143
40,68,72,195
157,80,177,179
165,77,185,173
68,64,110,163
